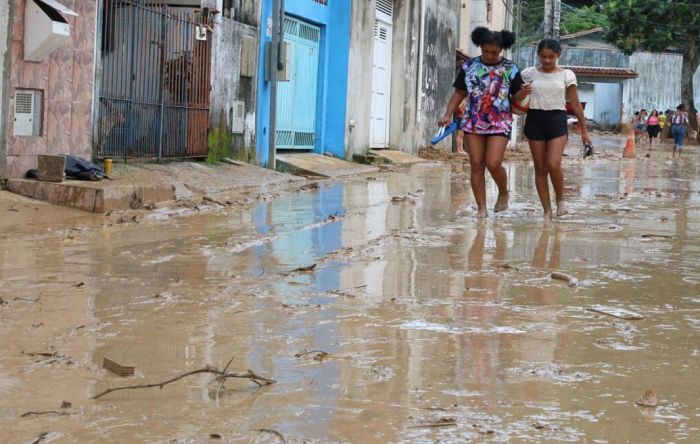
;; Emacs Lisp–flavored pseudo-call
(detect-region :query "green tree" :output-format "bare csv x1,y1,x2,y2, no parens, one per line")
603,0,700,125
561,5,607,35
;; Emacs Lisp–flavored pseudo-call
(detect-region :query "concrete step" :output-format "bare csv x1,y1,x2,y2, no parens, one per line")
6,178,175,213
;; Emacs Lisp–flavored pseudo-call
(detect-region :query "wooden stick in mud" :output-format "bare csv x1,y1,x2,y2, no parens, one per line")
551,272,579,287
92,366,275,400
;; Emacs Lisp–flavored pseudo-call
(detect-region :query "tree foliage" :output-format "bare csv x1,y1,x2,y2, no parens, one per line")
603,0,700,120
561,5,607,35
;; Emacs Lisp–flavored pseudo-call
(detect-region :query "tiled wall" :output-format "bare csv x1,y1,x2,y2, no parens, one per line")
5,0,96,178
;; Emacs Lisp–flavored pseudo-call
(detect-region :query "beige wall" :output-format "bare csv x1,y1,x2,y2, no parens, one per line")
459,0,512,57
5,0,96,178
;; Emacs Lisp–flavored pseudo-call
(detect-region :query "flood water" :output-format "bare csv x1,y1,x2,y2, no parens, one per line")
2,152,700,442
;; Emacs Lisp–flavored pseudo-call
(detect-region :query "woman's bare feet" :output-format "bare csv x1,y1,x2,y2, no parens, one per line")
494,192,509,213
476,207,488,218
556,200,568,216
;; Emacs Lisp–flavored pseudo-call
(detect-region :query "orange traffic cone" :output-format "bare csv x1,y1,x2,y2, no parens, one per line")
623,129,636,159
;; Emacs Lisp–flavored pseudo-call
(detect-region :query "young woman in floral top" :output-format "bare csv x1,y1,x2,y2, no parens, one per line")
439,27,530,218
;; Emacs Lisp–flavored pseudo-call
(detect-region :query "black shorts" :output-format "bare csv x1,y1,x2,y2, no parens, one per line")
647,124,660,137
524,109,568,141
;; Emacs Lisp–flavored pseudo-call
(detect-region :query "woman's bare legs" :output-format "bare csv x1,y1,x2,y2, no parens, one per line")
545,135,568,216
466,134,509,217
528,135,568,219
485,136,510,213
466,134,488,218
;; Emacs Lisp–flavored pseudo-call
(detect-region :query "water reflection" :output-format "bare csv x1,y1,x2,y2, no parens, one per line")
1,155,700,442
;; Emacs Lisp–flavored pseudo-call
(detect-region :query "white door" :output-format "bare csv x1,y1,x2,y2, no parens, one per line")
370,1,393,149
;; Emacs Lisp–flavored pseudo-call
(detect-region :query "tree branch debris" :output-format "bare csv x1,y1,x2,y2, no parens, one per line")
92,363,275,400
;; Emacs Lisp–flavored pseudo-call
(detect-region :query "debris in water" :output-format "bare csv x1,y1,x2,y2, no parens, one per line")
641,233,673,239
295,350,330,362
551,272,579,287
74,282,85,288
103,357,135,377
408,417,457,428
209,433,222,439
587,305,645,320
284,264,317,275
60,401,71,409
255,429,286,443
30,432,49,444
92,359,275,400
21,410,69,418
635,389,658,408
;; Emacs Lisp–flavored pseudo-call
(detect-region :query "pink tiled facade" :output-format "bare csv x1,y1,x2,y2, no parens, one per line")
4,0,96,178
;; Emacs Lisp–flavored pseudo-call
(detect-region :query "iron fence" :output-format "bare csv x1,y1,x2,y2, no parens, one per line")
97,0,212,159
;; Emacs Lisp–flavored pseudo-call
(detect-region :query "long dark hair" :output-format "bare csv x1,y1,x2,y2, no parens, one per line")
471,27,516,50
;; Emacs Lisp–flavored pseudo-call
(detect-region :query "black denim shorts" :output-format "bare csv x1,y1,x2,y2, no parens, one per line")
524,109,568,141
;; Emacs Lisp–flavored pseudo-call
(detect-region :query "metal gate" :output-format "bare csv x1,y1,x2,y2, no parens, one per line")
97,0,212,159
276,16,321,150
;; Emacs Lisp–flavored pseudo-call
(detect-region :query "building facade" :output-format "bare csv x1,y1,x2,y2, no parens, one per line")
344,0,461,157
1,0,97,179
255,0,351,167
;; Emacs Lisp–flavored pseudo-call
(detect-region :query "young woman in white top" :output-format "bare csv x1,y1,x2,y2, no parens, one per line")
521,39,591,219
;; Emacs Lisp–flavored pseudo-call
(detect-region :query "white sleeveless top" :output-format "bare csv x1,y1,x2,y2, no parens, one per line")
521,67,577,111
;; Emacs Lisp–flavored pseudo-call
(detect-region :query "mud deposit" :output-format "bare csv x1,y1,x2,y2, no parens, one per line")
2,147,700,442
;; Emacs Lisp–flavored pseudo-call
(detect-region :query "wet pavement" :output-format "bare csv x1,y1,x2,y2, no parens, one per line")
2,143,700,442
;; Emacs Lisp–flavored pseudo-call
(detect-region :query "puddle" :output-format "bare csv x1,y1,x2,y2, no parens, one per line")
1,141,700,442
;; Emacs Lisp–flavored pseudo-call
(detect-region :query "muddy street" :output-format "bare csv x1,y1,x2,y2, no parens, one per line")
2,145,700,442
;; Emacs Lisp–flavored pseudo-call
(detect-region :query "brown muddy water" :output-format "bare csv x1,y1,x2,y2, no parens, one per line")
1,153,700,443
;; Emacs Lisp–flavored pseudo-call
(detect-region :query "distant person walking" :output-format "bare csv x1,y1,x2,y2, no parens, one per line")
646,109,661,149
520,39,590,220
671,104,692,158
438,27,530,218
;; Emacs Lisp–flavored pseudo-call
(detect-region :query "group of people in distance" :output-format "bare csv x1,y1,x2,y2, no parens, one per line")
439,27,589,220
632,106,694,157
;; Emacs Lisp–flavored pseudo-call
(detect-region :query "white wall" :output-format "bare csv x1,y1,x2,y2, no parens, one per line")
577,83,595,120
624,52,682,117
594,83,622,129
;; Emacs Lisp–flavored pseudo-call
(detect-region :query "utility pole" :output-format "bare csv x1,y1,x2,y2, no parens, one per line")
544,0,561,40
268,0,283,170
552,0,561,40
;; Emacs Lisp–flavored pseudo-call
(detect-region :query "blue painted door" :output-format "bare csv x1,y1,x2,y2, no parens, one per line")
276,16,321,150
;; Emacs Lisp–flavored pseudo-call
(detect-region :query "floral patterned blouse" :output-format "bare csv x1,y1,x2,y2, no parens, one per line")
453,57,524,135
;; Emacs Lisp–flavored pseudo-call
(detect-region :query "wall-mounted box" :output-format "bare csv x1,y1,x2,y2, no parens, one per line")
230,100,245,134
13,89,43,136
264,41,291,82
24,0,78,62
240,35,256,78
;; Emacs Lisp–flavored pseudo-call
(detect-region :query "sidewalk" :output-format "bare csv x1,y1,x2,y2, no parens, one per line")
5,161,305,213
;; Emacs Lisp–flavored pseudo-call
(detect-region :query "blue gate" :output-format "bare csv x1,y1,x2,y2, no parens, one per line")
276,16,321,150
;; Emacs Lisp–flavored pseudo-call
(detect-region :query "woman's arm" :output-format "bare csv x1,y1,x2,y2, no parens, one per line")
513,83,532,102
438,89,468,127
567,84,591,144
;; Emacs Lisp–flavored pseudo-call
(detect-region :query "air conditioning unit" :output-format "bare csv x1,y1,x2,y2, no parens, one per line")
24,0,78,62
231,101,245,134
14,89,43,136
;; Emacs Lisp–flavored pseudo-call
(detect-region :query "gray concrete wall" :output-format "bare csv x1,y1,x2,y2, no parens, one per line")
0,0,10,178
623,52,683,117
210,0,259,162
344,0,375,156
518,46,629,69
345,0,460,156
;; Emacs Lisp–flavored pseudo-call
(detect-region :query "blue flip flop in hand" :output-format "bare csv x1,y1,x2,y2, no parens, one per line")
430,122,458,145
